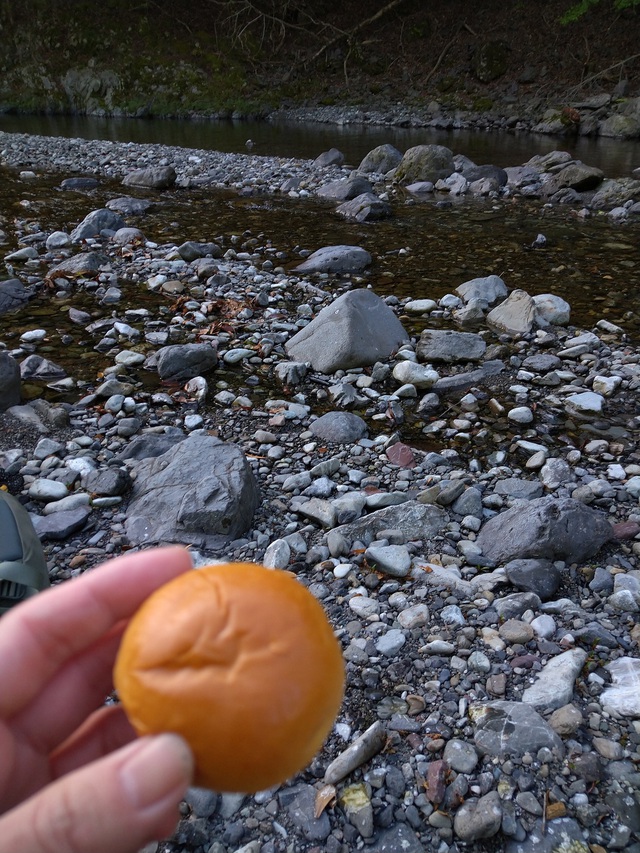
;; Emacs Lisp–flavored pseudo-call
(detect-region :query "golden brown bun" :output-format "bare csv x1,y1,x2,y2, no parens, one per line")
114,562,345,793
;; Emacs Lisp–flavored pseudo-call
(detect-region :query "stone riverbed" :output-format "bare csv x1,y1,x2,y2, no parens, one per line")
0,131,640,853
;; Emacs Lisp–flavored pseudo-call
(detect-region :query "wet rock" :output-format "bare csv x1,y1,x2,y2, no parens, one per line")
336,192,392,222
476,496,613,564
70,208,126,241
20,355,66,380
155,343,218,381
286,289,408,373
124,435,259,548
106,196,154,215
47,252,110,280
292,245,371,274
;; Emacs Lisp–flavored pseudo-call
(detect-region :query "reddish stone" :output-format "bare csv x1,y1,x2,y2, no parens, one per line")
386,441,416,468
510,654,540,669
613,521,640,541
425,759,447,804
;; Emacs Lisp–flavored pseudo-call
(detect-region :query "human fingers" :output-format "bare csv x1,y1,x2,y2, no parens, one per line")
1,704,137,812
0,546,193,718
0,734,194,853
11,626,124,758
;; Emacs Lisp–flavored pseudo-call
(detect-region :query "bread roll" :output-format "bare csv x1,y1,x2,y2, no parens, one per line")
114,562,344,792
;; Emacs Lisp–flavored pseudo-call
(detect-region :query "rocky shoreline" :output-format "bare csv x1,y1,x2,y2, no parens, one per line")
0,131,640,853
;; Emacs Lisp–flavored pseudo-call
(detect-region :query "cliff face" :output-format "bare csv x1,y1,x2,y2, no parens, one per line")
1,0,638,118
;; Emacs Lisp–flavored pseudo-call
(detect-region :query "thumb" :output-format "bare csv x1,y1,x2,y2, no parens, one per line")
0,734,194,853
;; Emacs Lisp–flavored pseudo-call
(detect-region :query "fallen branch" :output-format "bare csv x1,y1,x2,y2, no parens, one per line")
424,23,464,85
566,50,640,94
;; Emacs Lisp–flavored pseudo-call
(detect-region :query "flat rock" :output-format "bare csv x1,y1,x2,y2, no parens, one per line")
521,648,588,712
472,700,564,758
292,245,371,274
416,329,486,363
122,165,176,189
602,657,640,718
487,289,536,337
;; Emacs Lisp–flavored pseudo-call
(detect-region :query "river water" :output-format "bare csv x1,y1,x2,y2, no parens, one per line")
1,115,639,356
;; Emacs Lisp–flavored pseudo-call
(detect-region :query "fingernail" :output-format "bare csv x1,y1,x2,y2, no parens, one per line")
120,735,194,810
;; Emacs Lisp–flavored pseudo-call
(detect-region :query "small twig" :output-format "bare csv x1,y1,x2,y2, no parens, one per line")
424,23,463,85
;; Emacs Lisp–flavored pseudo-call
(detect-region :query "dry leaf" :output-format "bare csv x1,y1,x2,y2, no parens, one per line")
314,784,336,818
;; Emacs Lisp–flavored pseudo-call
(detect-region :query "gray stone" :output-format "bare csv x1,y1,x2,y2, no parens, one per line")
335,192,392,222
293,245,371,275
313,148,344,167
476,496,612,564
455,275,508,309
309,412,368,443
156,343,217,381
122,165,176,189
368,823,424,853
472,700,564,758
532,293,571,326
177,241,222,261
282,784,331,841
494,479,543,500
31,506,92,541
365,544,411,578
504,558,562,600
487,289,536,337
83,467,131,496
376,628,406,656
0,278,31,314
453,790,502,842
106,196,154,215
124,435,259,548
504,817,588,853
331,500,447,549
47,252,110,279
521,648,588,712
116,433,185,461
286,289,408,373
443,739,479,774
317,174,373,201
590,177,640,209
602,657,640,718
358,144,403,175
393,144,455,184
541,162,604,195
20,355,66,380
416,329,486,363
433,359,504,394
324,721,387,784
70,209,126,241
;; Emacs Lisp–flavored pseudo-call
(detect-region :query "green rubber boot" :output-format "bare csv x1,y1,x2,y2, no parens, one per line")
0,490,50,615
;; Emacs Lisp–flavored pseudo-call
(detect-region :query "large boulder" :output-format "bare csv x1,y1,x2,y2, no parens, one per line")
0,352,21,411
285,289,409,374
472,40,510,82
393,145,455,185
358,144,403,175
47,252,110,280
590,178,640,209
476,496,613,564
293,245,371,275
155,343,218,381
124,435,259,548
456,275,507,308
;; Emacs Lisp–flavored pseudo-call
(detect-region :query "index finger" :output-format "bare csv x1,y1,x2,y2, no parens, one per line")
0,546,193,718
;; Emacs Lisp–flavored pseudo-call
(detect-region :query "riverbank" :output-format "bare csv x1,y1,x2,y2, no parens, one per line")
0,131,639,853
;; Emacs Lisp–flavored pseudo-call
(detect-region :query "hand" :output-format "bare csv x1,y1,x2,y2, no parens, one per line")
0,546,195,853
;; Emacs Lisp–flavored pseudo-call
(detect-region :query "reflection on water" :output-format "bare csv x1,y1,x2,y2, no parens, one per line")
0,113,638,177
